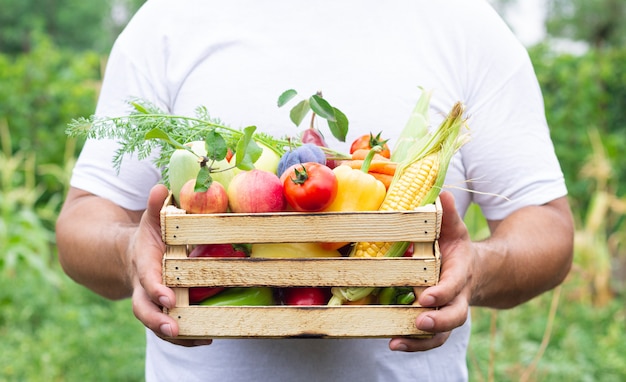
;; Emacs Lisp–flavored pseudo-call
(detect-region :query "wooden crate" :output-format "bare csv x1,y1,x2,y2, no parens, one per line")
160,193,442,339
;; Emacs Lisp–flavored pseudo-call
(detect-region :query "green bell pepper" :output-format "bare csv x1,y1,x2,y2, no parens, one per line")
199,287,275,306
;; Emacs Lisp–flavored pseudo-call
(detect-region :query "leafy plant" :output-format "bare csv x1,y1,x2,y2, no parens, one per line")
277,89,349,142
0,120,61,286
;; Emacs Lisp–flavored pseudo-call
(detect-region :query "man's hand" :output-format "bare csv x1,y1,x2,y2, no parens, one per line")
389,191,472,352
127,184,213,347
389,188,573,352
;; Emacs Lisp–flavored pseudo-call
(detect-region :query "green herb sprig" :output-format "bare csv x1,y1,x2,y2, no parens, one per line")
66,98,291,188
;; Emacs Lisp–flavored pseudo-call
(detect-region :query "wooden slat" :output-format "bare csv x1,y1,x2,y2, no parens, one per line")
163,255,439,288
161,202,440,245
170,306,433,338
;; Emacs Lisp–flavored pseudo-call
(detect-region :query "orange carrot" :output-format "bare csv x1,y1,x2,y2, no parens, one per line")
351,149,390,161
341,160,397,176
370,173,393,190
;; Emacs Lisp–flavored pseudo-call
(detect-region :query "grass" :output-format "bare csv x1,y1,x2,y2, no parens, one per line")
1,256,624,381
0,264,146,382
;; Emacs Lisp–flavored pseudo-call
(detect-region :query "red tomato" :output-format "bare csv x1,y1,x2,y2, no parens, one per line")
283,163,338,212
349,132,391,159
282,287,330,306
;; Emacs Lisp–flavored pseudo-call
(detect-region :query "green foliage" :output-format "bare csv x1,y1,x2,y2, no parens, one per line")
468,284,626,381
0,35,101,201
0,0,145,54
546,0,626,49
530,44,626,224
0,264,145,381
0,122,62,285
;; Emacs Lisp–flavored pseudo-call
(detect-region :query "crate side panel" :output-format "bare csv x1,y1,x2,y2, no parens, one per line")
163,257,440,288
162,210,439,245
169,306,434,338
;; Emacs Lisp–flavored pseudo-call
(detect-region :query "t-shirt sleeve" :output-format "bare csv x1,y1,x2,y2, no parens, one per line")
70,20,167,211
450,4,568,221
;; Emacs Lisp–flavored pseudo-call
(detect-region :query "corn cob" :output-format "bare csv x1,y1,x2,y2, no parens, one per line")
328,101,468,306
353,152,439,258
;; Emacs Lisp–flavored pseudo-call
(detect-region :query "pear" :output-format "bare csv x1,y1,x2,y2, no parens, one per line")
168,141,206,205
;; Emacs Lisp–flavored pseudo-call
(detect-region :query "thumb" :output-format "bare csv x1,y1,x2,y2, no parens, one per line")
144,184,170,228
438,191,469,242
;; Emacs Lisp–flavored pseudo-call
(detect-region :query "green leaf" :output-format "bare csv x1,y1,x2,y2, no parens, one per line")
289,100,310,127
194,166,212,192
131,101,149,114
204,130,228,161
144,128,187,150
310,95,336,122
327,107,349,142
235,126,262,170
277,89,298,107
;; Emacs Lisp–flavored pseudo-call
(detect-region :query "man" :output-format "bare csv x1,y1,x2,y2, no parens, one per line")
56,1,574,380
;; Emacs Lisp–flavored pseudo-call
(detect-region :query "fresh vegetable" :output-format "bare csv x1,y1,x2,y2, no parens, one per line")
318,153,387,250
283,163,338,212
328,101,469,306
349,148,391,162
341,159,396,176
188,244,248,304
179,178,229,214
377,287,416,305
227,169,286,213
281,287,330,306
250,242,342,258
199,287,275,306
350,132,391,159
277,143,326,177
340,158,397,190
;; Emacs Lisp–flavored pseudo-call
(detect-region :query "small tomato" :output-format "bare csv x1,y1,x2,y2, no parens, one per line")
283,163,338,212
349,132,391,159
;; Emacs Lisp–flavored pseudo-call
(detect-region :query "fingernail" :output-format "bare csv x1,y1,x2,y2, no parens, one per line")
159,296,171,309
160,323,173,337
420,295,436,307
393,343,408,352
418,315,435,331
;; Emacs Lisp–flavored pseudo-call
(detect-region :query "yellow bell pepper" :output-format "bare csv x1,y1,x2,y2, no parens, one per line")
250,242,342,258
318,163,387,250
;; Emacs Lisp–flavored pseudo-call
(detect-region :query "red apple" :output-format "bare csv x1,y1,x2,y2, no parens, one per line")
227,169,285,213
179,179,229,214
188,244,247,304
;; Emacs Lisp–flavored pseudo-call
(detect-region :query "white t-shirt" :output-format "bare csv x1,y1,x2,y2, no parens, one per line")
70,0,567,381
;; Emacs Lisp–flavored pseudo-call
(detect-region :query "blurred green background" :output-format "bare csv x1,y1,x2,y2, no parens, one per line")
1,1,624,381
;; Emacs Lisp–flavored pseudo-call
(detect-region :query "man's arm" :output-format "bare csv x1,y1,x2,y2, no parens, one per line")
56,187,141,300
56,185,181,336
470,195,574,308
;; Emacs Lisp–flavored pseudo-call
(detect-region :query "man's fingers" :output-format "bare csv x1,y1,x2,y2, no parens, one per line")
132,286,178,337
389,332,450,352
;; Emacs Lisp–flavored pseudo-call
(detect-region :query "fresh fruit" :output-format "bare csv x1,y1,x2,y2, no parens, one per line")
253,142,281,174
168,140,206,204
276,143,326,177
179,178,229,214
283,162,338,212
227,169,285,213
282,287,330,306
